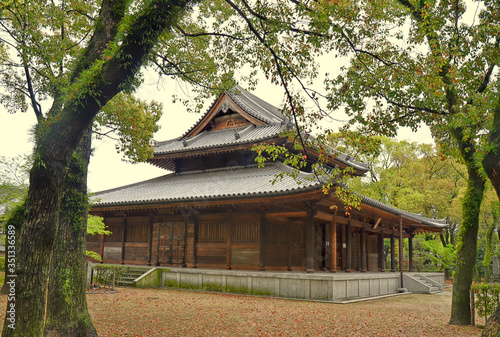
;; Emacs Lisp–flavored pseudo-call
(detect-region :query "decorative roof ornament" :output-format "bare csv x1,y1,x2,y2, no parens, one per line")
220,101,231,113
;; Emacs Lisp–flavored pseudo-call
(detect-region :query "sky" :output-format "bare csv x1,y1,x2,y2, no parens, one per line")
4,0,486,194
0,76,434,194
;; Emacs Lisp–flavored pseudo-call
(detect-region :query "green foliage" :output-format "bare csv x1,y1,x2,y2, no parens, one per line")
0,155,30,219
86,215,110,236
92,265,126,288
94,93,163,163
417,238,456,271
471,284,500,319
85,215,111,262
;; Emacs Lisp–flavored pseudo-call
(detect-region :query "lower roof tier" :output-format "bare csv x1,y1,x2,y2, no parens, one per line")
91,162,447,231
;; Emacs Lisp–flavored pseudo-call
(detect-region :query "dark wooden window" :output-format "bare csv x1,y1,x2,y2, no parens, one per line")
198,221,259,244
126,224,149,242
105,225,123,242
198,223,228,243
232,221,259,244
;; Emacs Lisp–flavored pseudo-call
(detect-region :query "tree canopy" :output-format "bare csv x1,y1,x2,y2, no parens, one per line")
1,0,499,334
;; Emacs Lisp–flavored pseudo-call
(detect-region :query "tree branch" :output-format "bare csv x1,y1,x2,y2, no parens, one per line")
175,25,248,41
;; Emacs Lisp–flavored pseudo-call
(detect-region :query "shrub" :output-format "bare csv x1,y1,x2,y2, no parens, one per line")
93,264,126,288
471,283,500,319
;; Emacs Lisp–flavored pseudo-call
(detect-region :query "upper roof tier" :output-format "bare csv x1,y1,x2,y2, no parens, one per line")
148,86,369,174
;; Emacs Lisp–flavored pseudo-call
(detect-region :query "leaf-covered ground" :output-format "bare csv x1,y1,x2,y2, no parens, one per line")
0,286,482,336
82,288,481,336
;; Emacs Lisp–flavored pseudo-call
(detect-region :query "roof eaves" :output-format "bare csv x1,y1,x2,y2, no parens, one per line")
361,195,448,229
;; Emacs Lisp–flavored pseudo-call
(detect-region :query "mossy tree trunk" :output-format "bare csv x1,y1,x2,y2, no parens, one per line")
2,1,193,336
449,162,485,325
483,304,500,336
480,76,500,335
0,204,25,296
44,127,97,337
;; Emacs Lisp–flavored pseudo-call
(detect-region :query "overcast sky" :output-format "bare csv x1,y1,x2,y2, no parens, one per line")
0,77,433,194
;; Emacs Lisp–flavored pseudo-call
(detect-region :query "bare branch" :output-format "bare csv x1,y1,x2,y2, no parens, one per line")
176,25,248,41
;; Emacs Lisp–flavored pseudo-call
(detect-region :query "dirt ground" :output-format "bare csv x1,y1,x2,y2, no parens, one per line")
0,287,483,336
86,287,482,336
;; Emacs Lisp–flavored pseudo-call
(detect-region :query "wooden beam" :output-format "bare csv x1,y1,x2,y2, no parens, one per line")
266,211,308,219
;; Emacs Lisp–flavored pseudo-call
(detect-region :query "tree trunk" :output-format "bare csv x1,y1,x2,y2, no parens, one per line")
484,225,494,284
2,146,68,336
1,2,192,335
44,127,97,337
483,303,500,337
449,165,485,325
0,204,25,296
480,79,500,335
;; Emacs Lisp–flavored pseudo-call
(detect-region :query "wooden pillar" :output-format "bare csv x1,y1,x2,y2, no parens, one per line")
399,216,404,288
226,223,232,269
360,226,367,272
121,217,127,264
168,222,174,264
191,215,198,268
341,224,346,271
181,221,187,267
156,222,162,266
321,224,327,271
99,234,105,264
378,232,385,272
409,233,414,272
287,222,293,271
259,212,266,271
147,217,154,266
306,208,315,273
346,223,352,272
390,232,396,272
330,219,337,273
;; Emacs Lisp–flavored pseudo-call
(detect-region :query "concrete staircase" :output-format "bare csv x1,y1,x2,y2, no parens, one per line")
404,273,443,294
115,267,151,287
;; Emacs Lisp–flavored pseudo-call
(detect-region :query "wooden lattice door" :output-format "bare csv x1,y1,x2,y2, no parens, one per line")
157,222,186,265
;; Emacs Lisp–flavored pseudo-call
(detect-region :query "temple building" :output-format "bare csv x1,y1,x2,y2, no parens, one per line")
87,86,447,273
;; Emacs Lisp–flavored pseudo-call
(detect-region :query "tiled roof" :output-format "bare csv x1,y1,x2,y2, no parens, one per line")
93,162,318,206
154,124,284,155
226,85,286,124
92,163,447,229
360,195,448,229
178,86,289,139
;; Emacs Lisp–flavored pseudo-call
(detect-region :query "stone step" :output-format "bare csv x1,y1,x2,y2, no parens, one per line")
114,267,152,287
115,280,134,285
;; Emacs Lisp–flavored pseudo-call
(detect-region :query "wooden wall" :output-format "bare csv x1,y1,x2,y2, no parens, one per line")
86,213,387,273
